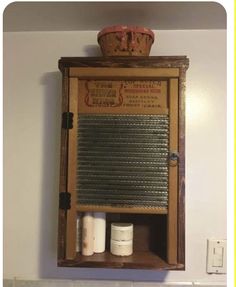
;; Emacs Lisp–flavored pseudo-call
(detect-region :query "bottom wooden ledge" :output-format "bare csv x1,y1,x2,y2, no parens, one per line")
77,205,168,214
58,250,184,270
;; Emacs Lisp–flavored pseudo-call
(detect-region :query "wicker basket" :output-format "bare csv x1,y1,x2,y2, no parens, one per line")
97,25,155,56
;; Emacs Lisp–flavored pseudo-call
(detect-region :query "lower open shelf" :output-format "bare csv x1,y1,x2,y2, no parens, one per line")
58,250,184,270
58,213,184,270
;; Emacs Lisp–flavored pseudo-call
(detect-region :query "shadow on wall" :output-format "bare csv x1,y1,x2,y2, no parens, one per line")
83,44,103,56
38,71,169,282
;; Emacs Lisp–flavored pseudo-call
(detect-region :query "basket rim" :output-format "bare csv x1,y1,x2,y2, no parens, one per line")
97,25,155,42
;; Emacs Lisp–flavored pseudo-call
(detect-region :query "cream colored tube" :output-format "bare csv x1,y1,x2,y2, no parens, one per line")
94,212,106,253
82,212,94,256
76,213,82,252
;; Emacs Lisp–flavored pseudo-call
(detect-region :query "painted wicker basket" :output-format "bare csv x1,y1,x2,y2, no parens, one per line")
97,25,155,56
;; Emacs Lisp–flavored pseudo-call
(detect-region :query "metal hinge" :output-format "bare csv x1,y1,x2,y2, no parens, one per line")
62,112,73,129
59,192,71,210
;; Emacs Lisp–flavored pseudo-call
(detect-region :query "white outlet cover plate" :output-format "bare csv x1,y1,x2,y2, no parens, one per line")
207,239,227,274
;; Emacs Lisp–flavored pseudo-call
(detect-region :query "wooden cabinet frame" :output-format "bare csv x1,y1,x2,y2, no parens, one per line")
57,56,189,270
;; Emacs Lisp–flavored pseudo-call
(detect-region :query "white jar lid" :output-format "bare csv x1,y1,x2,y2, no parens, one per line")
111,223,133,231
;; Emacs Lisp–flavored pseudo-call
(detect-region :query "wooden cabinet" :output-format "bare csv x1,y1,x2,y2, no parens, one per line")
57,56,189,270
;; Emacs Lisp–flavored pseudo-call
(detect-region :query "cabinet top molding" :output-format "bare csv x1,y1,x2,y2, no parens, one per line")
58,56,189,71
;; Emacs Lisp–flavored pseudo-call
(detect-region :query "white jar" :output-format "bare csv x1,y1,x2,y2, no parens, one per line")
93,212,106,253
111,223,133,241
110,239,133,256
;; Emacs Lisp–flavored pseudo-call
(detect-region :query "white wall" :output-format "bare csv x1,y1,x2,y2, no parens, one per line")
3,30,226,283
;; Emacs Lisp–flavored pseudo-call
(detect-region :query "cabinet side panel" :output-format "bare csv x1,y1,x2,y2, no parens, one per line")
167,78,179,264
58,68,69,261
178,68,187,266
66,78,78,259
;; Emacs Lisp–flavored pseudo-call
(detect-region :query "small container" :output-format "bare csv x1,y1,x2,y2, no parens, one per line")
93,212,106,253
82,212,94,256
111,223,133,241
97,25,155,56
110,239,133,256
76,213,82,252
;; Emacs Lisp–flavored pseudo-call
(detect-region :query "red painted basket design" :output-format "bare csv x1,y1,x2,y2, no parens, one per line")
97,25,155,56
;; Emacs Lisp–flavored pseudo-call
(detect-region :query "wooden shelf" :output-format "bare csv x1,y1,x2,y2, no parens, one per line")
77,205,168,214
58,250,184,270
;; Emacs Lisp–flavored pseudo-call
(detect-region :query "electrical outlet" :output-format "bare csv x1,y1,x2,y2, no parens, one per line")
207,239,227,274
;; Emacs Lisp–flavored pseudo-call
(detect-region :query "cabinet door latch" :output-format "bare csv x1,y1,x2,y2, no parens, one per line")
62,112,73,129
169,151,179,166
59,192,71,210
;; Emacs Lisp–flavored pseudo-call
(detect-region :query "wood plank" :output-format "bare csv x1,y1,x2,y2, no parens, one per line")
77,205,167,214
167,78,179,264
70,67,179,78
59,56,189,71
65,78,78,259
178,67,187,266
78,107,168,115
57,68,69,261
58,250,183,270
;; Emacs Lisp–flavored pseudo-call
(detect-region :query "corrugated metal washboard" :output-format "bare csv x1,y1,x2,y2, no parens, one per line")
77,114,169,211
